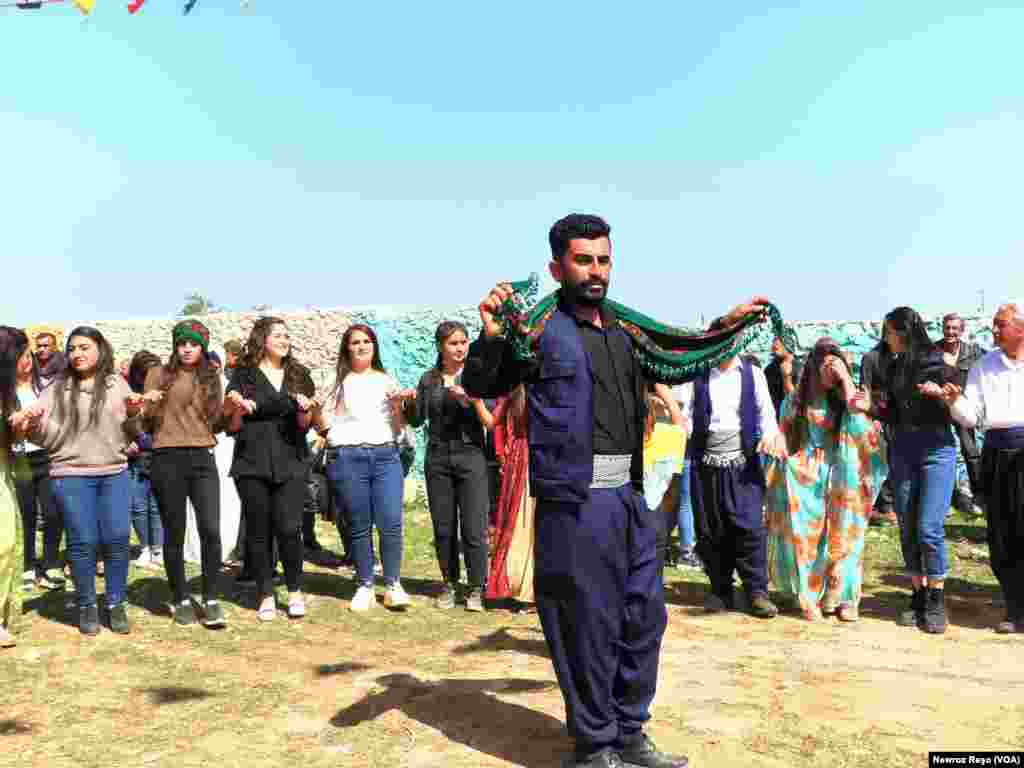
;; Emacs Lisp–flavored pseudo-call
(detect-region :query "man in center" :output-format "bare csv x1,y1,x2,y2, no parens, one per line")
464,213,773,768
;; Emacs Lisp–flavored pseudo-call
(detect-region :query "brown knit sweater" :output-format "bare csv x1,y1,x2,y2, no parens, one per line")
144,368,224,449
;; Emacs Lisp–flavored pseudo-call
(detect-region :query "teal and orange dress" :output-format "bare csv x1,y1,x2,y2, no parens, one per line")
766,395,886,619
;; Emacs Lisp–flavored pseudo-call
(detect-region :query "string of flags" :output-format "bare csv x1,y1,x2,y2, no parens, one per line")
3,0,250,14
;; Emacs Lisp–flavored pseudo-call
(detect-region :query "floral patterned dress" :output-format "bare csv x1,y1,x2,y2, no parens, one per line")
766,395,886,619
0,424,23,633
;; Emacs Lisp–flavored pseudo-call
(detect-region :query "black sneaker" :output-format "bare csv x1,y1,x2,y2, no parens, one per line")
79,605,100,636
235,571,256,588
201,600,227,629
569,749,627,767
174,600,197,626
108,603,130,634
897,588,925,627
922,587,947,634
618,732,689,768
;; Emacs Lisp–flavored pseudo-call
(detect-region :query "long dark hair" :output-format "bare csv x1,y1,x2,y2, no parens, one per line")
240,316,314,396
884,306,937,394
51,326,116,440
0,326,29,454
150,344,223,428
127,350,162,394
428,320,469,384
331,324,387,400
784,337,851,455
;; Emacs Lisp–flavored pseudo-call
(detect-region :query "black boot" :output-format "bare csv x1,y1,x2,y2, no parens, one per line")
897,588,924,627
922,587,947,634
618,732,689,768
79,605,100,636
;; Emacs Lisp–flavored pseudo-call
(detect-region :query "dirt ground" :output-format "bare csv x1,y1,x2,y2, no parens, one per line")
2,515,1021,768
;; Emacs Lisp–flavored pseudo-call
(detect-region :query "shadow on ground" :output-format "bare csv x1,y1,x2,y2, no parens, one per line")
329,673,565,768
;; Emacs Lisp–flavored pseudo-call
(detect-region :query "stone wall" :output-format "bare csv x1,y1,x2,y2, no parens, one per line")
80,304,994,479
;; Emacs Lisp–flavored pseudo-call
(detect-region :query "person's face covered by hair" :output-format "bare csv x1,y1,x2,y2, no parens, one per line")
550,237,611,308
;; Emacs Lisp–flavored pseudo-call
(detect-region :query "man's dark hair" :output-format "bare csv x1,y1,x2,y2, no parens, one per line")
548,214,611,261
942,312,963,328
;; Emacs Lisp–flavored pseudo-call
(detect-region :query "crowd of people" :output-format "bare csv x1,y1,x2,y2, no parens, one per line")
1,213,1022,768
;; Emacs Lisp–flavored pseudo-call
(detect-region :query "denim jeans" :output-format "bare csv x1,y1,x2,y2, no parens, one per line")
676,459,695,551
51,471,131,609
127,461,162,550
326,444,403,587
14,449,62,573
890,426,956,579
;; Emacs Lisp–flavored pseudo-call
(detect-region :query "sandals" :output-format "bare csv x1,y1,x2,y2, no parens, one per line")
257,596,276,622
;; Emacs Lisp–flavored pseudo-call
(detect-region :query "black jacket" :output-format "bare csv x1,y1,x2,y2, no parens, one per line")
226,365,315,483
405,370,486,450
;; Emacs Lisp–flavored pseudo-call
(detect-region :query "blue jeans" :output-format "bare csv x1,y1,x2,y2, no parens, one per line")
890,426,956,580
326,445,403,587
676,459,694,551
51,471,131,609
128,461,162,550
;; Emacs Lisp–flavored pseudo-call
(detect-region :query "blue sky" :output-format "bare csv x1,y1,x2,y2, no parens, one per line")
2,2,1022,327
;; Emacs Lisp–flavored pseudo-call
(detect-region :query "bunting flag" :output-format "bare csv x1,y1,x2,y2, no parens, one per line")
127,0,144,12
183,0,196,13
5,0,249,13
72,0,94,12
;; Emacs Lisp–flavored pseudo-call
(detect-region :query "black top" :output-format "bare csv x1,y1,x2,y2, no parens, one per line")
405,370,486,449
226,365,315,483
573,301,637,455
763,357,801,417
883,348,954,428
944,340,987,391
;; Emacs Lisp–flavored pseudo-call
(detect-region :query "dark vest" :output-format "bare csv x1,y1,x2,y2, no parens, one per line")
690,358,760,474
526,308,644,503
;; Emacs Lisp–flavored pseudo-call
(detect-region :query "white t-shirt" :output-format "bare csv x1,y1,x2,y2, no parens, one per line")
325,371,400,447
16,384,42,453
951,350,1024,430
683,360,780,439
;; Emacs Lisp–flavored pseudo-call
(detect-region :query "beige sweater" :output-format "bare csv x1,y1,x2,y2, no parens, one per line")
143,368,222,449
33,375,138,478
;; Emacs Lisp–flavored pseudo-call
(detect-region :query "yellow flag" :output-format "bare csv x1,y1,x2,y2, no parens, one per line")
72,0,96,14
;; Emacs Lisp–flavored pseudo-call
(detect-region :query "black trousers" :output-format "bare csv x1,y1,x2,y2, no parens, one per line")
14,450,62,573
691,459,769,597
235,476,304,596
424,441,489,589
150,448,222,604
954,421,983,500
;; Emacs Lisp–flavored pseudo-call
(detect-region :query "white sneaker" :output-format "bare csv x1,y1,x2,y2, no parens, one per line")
133,548,152,568
149,550,164,568
21,571,35,592
349,585,375,612
384,582,410,609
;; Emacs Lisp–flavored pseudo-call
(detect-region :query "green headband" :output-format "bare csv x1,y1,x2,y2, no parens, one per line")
172,320,210,354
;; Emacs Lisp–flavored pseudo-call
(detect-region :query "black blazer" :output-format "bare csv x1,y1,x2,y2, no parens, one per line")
226,365,315,483
405,370,486,450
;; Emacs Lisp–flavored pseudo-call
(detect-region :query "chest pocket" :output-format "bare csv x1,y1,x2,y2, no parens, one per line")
537,358,578,407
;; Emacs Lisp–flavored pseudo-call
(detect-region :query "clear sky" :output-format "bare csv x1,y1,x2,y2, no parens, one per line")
2,2,1022,327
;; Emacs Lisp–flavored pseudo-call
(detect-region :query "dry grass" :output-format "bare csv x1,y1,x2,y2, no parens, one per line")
0,503,1019,768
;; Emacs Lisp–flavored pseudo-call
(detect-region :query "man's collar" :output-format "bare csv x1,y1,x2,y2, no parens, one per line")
557,290,617,329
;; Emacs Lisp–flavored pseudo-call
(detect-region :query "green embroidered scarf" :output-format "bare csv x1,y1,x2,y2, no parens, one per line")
495,274,798,385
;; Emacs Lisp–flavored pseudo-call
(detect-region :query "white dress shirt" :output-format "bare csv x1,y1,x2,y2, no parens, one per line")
684,359,780,439
950,350,1024,430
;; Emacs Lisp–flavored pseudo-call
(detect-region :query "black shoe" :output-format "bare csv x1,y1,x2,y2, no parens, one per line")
619,733,689,768
747,592,779,619
79,605,100,636
567,748,626,768
704,589,735,613
235,572,256,588
201,599,226,629
174,600,197,626
897,588,925,627
108,603,130,634
922,587,947,634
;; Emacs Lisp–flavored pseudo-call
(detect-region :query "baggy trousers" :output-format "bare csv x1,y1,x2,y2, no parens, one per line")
691,459,768,597
534,484,667,754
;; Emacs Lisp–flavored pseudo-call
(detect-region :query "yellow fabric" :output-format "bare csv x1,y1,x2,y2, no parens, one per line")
643,423,686,474
73,0,95,14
